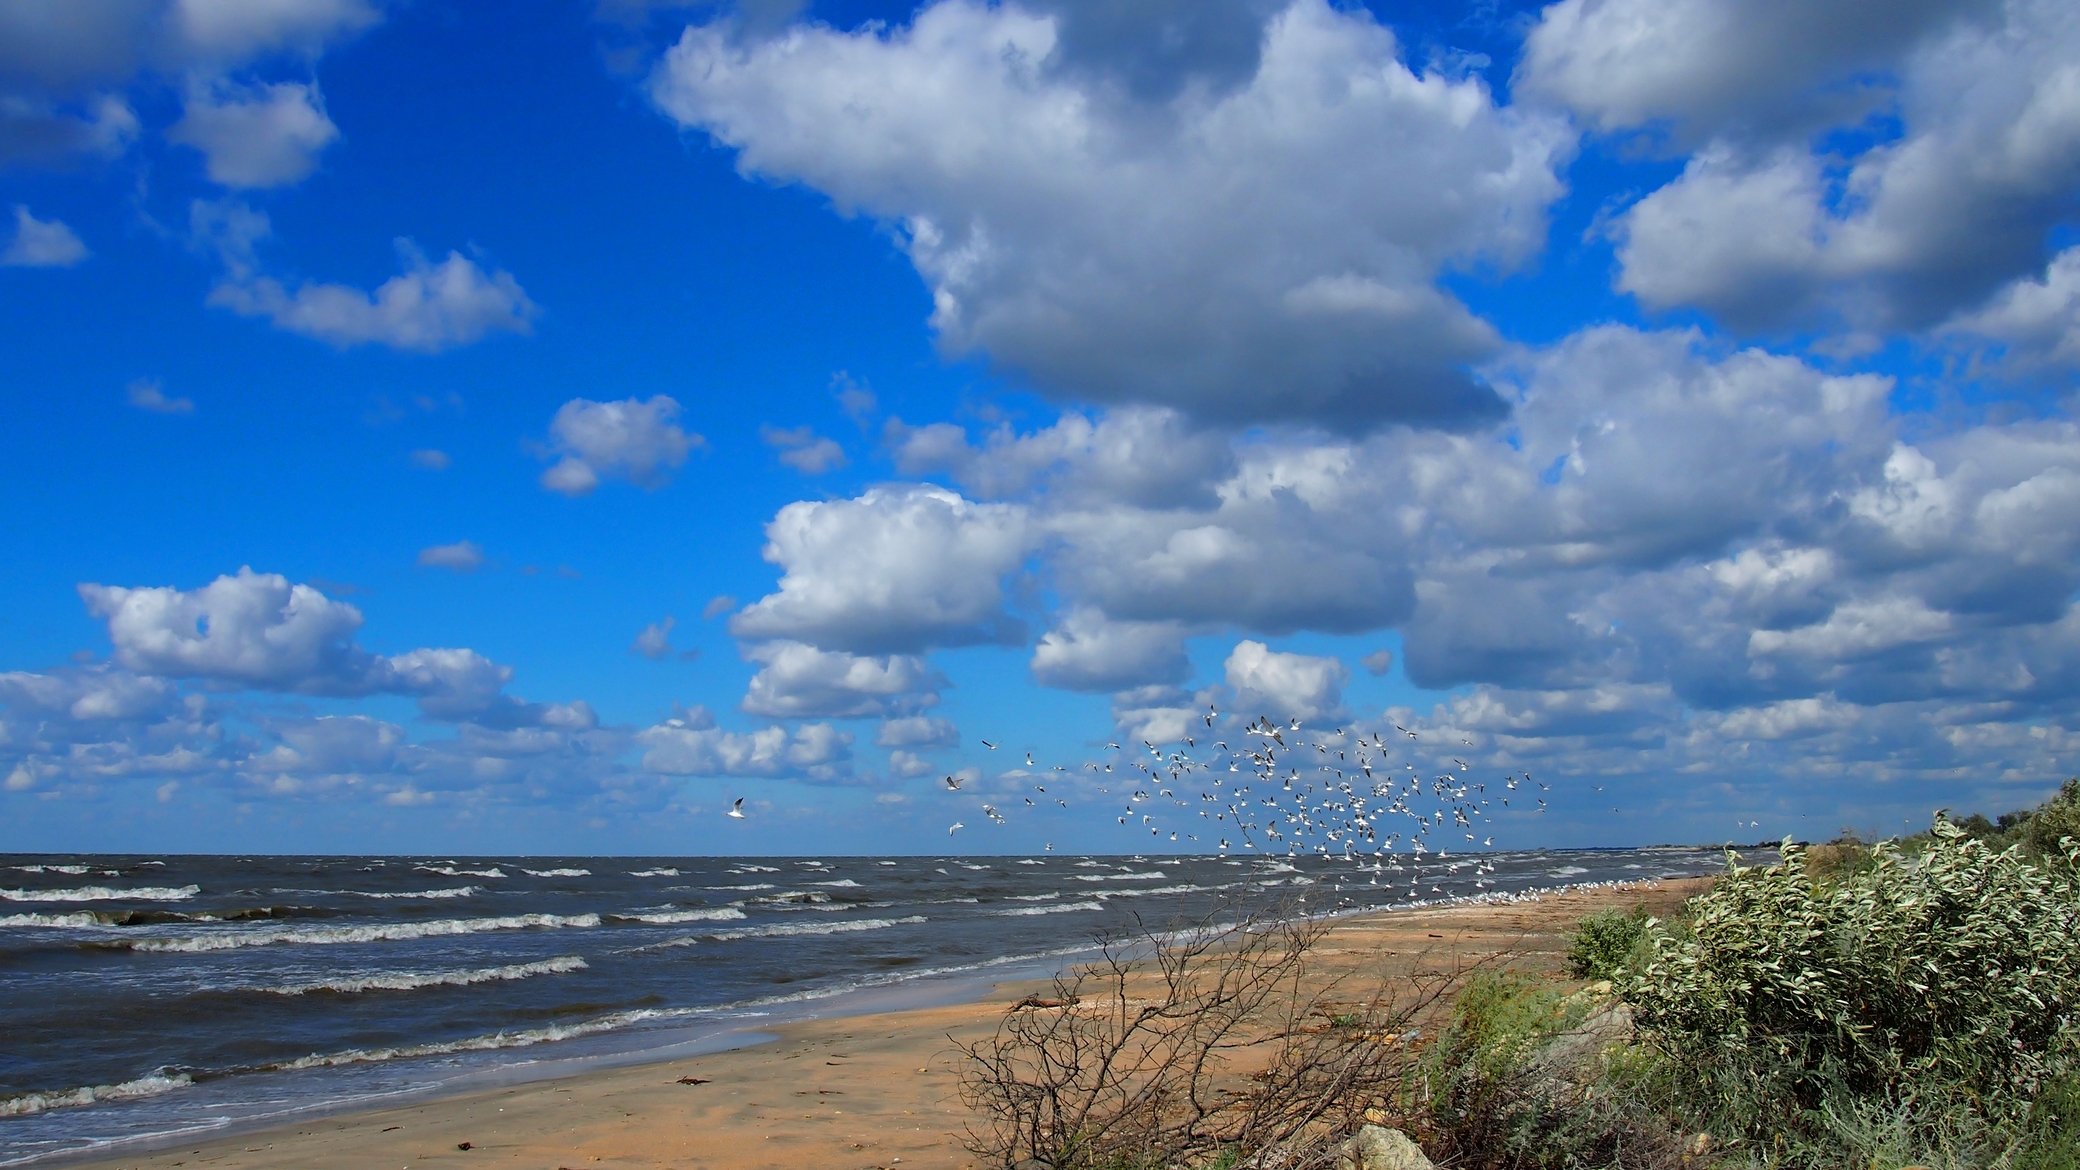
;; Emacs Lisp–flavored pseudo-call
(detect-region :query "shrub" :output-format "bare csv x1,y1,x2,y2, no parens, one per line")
1566,906,1652,982
1409,971,1688,1170
2021,777,2080,862
956,911,1435,1170
1618,820,2080,1161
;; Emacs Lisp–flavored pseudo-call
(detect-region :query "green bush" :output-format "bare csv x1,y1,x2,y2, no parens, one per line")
2021,777,2080,862
1410,972,1688,1169
1617,820,2080,1162
1566,905,1652,982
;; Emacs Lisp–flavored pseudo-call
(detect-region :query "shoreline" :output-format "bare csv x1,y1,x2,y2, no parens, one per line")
37,877,1711,1170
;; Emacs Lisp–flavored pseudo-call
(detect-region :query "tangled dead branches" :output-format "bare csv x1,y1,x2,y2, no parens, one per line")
956,909,1455,1169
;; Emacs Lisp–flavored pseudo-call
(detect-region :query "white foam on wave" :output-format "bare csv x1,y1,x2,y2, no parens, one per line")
519,867,591,877
415,865,506,879
610,906,748,925
1072,871,1167,882
1549,865,1589,877
993,900,1105,917
0,911,110,928
709,915,925,941
351,885,481,900
0,884,199,902
125,912,602,953
628,868,681,877
729,864,780,874
267,1008,697,1074
644,914,927,949
1095,884,1204,899
10,864,92,875
0,1072,193,1118
810,878,861,888
1004,892,1060,902
266,955,589,996
711,882,774,891
1014,859,1046,865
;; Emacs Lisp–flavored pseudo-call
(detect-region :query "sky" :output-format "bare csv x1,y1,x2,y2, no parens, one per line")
3,0,2078,857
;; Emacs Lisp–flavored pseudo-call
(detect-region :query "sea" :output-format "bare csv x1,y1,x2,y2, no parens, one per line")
0,847,1729,1166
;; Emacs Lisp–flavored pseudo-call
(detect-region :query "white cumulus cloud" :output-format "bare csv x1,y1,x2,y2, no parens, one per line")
731,484,1032,654
538,395,702,495
169,78,337,187
652,0,1571,429
2,205,88,267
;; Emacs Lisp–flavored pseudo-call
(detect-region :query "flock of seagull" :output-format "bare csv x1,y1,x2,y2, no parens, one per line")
720,702,1595,895
908,706,1557,895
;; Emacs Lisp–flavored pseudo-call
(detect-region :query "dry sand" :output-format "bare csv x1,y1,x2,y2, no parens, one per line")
63,879,1709,1170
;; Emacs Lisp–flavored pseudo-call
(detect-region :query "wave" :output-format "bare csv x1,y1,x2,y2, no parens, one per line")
9,864,92,875
414,865,506,879
993,900,1105,916
646,914,927,949
0,905,309,928
1095,884,1205,899
746,890,835,905
350,885,481,900
0,1072,192,1118
266,956,588,996
265,1008,695,1074
0,884,200,903
729,864,780,873
119,912,602,953
519,867,590,878
628,867,680,877
1549,866,1589,877
1072,871,1167,882
606,907,748,925
809,878,861,888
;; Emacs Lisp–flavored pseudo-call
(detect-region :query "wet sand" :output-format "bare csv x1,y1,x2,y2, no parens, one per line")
62,879,1708,1170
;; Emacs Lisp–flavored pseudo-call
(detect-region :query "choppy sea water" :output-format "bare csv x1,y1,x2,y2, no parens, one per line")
0,849,1725,1165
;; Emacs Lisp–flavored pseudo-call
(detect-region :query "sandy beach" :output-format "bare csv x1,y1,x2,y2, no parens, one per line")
57,879,1708,1170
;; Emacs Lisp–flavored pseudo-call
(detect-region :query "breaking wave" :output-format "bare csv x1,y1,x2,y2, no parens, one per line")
119,913,602,953
0,1072,192,1118
0,884,199,903
266,956,588,996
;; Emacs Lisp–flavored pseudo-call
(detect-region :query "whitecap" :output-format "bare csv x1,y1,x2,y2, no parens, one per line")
124,912,601,953
350,885,481,900
0,884,199,903
993,901,1105,917
519,867,591,878
646,915,927,949
0,1072,192,1117
266,956,588,996
609,907,748,925
414,865,507,879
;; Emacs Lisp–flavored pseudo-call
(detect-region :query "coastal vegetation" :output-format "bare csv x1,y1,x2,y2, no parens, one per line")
960,781,2080,1169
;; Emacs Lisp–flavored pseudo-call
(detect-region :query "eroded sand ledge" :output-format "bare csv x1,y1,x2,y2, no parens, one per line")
59,879,1710,1170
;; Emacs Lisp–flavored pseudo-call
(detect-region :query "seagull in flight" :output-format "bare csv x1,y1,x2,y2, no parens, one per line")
727,798,745,819
948,821,964,835
980,739,999,750
943,775,964,791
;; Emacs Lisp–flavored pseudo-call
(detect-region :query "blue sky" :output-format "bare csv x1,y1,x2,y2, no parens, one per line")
3,0,2077,856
